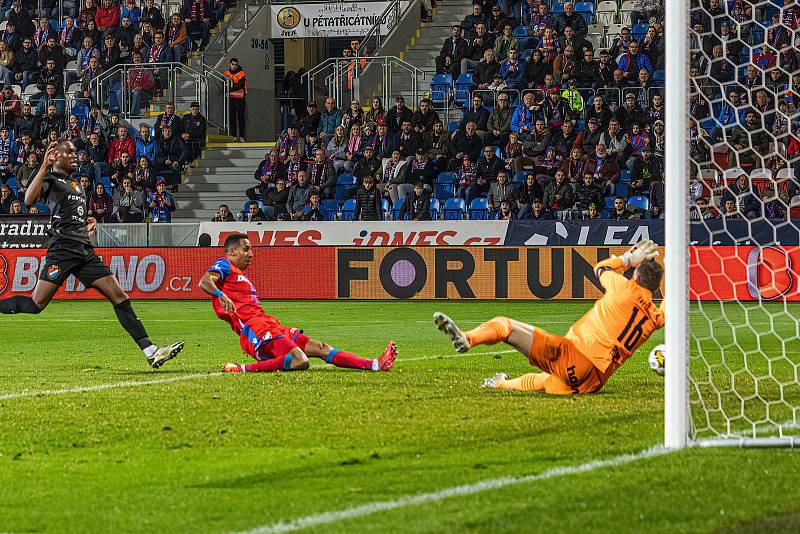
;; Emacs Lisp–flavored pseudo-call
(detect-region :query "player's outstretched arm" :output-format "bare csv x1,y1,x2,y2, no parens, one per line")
24,141,57,207
594,239,659,283
198,271,236,313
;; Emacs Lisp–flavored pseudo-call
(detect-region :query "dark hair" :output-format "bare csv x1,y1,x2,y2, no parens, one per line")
224,232,249,252
635,259,663,293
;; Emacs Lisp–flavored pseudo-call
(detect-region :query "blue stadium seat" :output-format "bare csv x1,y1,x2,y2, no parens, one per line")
335,173,356,201
429,197,440,220
604,196,616,210
430,74,452,106
321,199,340,220
447,121,459,133
574,2,594,25
98,176,113,192
33,201,48,214
512,26,530,49
442,197,466,220
340,198,357,221
632,23,649,41
391,198,406,220
619,169,631,182
652,69,665,84
382,198,391,219
615,181,629,199
520,48,534,61
513,171,528,184
550,2,565,14
454,73,474,108
468,197,490,220
628,195,650,211
6,177,18,195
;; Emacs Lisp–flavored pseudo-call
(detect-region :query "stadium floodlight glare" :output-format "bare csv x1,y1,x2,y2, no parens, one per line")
669,0,800,448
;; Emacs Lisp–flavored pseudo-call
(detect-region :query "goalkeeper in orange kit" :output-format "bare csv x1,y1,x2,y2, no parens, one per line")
434,240,665,394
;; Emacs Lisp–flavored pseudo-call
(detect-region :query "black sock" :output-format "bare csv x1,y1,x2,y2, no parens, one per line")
0,296,42,314
113,299,152,350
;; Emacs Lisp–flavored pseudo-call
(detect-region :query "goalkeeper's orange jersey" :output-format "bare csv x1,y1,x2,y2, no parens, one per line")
565,269,665,375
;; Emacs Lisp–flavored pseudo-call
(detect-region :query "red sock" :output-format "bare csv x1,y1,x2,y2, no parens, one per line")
244,356,292,372
326,348,375,370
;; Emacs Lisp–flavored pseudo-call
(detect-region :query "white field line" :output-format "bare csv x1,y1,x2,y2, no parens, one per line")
237,446,674,534
0,372,223,400
0,350,516,399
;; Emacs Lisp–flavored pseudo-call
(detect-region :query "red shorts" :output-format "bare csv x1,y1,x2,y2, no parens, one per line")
239,316,310,361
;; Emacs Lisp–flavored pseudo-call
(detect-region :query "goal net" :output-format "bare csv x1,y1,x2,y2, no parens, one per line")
669,0,800,447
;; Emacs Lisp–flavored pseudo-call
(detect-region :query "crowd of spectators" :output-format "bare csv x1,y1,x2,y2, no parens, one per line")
0,0,223,222
237,0,800,223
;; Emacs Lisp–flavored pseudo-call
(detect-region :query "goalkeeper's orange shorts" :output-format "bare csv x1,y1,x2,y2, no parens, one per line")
527,327,604,395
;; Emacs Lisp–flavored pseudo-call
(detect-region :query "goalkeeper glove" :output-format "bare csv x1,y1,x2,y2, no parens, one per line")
621,239,659,268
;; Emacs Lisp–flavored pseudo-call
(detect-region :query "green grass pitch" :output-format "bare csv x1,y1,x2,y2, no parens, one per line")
0,300,798,533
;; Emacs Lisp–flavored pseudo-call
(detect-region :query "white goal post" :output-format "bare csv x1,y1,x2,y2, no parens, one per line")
664,0,690,449
665,0,800,448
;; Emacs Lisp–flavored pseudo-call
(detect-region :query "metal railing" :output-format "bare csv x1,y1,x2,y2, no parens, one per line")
302,56,425,110
357,0,407,57
95,223,201,247
92,62,229,132
202,0,269,70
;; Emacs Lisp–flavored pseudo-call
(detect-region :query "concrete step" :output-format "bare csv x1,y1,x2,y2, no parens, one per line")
185,174,259,184
176,199,247,210
178,182,254,192
188,167,256,175
201,148,274,158
195,157,265,167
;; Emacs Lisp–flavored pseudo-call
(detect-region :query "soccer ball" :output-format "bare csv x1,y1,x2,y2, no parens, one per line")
649,344,666,377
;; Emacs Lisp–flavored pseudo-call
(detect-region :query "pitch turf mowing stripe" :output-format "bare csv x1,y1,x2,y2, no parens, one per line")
0,350,517,399
239,446,675,534
0,372,222,400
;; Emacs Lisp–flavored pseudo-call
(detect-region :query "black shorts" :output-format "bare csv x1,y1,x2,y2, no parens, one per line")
40,241,113,287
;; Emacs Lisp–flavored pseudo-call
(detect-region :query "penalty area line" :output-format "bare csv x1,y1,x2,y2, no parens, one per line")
237,446,674,534
0,372,223,400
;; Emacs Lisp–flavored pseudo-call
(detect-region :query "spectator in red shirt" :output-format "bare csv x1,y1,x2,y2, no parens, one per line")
127,52,154,116
95,0,120,32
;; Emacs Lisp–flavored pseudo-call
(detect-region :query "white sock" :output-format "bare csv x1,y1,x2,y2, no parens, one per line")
371,359,379,371
143,345,158,358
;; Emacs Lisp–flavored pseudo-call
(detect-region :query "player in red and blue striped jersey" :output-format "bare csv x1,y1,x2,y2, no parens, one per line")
198,233,396,373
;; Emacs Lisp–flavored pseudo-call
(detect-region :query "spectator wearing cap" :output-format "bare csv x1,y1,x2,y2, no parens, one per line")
435,25,469,77
264,177,289,220
73,149,94,178
223,57,247,141
459,94,489,139
155,125,189,183
147,179,175,222
399,181,432,220
278,124,304,161
298,100,320,138
141,0,165,30
574,117,602,156
615,93,645,133
542,86,576,129
461,3,487,41
526,198,553,220
155,102,182,140
610,27,633,59
630,145,661,196
3,3,26,35
583,203,600,220
585,96,612,131
182,101,207,161
402,148,436,193
385,95,413,137
651,119,665,158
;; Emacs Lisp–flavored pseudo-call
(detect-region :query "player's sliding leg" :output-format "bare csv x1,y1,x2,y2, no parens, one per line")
0,279,59,314
483,372,548,392
302,337,397,372
224,348,309,373
91,275,184,368
434,313,533,356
